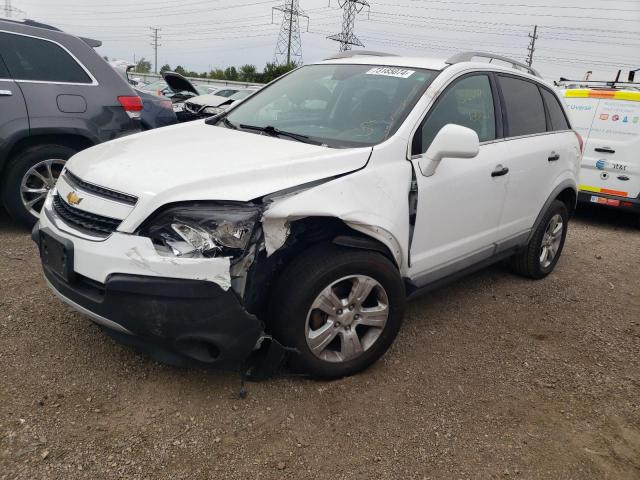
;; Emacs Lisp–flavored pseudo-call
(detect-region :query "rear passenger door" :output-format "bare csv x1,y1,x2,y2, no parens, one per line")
496,75,575,240
0,52,29,160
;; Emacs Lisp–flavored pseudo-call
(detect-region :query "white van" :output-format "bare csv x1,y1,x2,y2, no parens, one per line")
34,52,581,379
563,88,640,225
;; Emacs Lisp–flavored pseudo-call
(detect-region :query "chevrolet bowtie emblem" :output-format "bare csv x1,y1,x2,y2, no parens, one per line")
66,191,83,206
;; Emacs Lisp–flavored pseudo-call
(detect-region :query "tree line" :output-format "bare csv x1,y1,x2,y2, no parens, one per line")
133,57,296,83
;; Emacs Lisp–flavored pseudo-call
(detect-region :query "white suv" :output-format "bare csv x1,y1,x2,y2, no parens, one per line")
34,52,581,379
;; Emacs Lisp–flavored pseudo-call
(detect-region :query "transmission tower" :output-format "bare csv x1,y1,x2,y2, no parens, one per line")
4,0,11,18
149,27,162,74
272,0,308,65
328,0,370,52
526,25,538,68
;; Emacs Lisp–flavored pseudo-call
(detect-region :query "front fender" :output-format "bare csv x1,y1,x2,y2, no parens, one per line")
262,159,412,274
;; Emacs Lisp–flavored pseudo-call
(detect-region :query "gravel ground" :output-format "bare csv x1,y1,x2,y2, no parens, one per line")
1,205,639,480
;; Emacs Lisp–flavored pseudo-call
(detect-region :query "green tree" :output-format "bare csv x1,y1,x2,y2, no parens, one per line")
261,61,296,83
224,66,238,81
135,57,151,73
174,65,187,76
208,68,225,80
159,63,172,73
239,64,258,82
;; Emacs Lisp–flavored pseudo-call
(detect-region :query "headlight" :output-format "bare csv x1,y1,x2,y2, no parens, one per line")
139,204,261,258
202,106,224,115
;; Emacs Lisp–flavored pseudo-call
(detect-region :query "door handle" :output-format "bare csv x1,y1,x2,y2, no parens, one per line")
491,165,509,177
0,89,12,96
548,152,560,162
594,147,615,154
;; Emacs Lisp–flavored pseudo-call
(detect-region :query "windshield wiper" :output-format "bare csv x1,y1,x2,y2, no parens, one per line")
222,117,237,130
239,124,321,145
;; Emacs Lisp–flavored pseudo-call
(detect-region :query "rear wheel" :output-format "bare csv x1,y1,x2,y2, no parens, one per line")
1,145,76,227
269,244,405,379
511,200,569,279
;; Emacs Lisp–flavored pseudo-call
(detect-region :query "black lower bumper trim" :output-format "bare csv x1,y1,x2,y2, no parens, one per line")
43,262,264,369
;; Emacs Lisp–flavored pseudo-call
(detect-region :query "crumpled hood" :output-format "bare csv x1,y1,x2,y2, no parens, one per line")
65,121,371,231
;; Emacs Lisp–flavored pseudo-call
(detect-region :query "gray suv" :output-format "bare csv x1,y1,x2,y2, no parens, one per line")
0,19,142,226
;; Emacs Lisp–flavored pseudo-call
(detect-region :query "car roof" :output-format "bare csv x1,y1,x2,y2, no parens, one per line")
318,55,449,71
314,53,547,84
0,18,102,47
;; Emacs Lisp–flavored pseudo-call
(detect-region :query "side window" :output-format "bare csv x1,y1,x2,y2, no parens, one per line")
415,74,496,154
0,55,9,78
541,88,570,131
499,75,546,137
0,32,92,84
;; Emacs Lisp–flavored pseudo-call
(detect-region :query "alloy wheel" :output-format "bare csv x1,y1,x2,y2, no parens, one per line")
305,275,389,363
539,213,564,269
20,159,66,218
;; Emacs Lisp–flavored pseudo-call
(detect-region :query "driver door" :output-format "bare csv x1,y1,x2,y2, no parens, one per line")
408,73,510,283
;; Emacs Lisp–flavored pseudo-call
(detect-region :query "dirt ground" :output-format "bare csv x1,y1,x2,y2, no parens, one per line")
0,205,638,480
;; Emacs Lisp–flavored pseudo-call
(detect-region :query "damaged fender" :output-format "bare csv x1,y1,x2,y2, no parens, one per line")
261,141,414,273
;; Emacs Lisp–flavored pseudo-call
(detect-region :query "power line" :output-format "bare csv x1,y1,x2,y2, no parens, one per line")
526,25,538,67
374,1,640,23
272,0,308,65
149,27,161,73
328,0,370,52
405,0,640,13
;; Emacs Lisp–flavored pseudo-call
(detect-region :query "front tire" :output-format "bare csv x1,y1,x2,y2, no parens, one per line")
1,144,76,227
269,244,405,379
511,199,569,279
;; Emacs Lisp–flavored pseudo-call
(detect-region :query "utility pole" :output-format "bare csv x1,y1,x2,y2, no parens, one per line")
273,0,308,65
328,0,370,52
149,27,161,74
4,0,12,18
526,25,538,68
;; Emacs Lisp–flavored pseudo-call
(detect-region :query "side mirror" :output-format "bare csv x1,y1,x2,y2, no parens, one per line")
416,124,480,177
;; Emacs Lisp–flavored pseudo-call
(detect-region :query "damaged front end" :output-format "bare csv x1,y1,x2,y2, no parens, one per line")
130,201,289,376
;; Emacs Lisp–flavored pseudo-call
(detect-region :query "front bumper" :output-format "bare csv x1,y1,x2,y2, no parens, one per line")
34,224,264,368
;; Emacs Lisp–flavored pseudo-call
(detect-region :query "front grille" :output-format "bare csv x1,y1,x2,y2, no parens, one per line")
52,195,122,236
64,170,138,206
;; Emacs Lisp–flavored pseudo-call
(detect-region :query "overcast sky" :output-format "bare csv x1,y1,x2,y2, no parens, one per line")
8,0,640,81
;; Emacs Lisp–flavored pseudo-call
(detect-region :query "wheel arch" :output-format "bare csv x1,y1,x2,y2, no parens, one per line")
243,216,400,320
527,180,577,244
556,186,577,217
0,134,95,178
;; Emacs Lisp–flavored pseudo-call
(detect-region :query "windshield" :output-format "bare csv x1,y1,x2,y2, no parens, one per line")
224,64,438,147
229,90,253,101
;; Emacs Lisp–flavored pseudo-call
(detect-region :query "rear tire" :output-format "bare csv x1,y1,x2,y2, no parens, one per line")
511,199,569,279
1,144,76,227
269,244,405,379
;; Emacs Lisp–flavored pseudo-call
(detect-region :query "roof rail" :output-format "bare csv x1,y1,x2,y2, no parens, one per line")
446,51,540,78
324,50,398,60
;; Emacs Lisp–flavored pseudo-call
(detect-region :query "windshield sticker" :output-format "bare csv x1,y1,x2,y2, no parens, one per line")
366,67,415,78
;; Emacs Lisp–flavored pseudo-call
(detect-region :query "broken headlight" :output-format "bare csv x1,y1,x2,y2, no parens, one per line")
139,204,261,258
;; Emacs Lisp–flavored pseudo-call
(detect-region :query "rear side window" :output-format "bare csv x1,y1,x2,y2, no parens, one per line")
541,88,570,131
499,75,546,137
415,74,496,154
0,55,9,78
0,32,92,84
